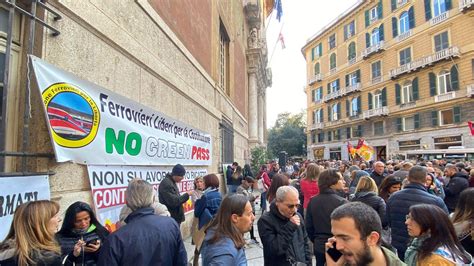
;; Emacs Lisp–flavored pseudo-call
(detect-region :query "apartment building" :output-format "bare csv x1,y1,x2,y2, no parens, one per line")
302,0,474,161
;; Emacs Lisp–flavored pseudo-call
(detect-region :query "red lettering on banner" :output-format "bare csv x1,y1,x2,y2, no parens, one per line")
93,187,127,209
191,146,210,161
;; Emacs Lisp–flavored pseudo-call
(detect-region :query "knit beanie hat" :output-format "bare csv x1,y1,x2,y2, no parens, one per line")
348,165,360,174
171,164,186,177
354,170,370,180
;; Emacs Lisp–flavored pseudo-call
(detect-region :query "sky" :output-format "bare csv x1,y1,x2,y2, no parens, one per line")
265,0,360,128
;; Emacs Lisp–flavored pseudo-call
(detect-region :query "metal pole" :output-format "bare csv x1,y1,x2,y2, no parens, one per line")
0,0,16,172
22,0,38,171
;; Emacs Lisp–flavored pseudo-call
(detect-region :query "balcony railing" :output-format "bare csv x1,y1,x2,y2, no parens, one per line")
468,84,474,97
371,76,383,85
396,0,409,9
363,106,389,119
343,83,362,95
361,41,385,59
348,57,357,66
430,11,449,26
395,30,412,42
459,0,474,11
323,89,343,102
329,67,338,76
400,101,416,110
309,122,324,130
308,73,323,85
389,46,460,79
323,83,362,102
325,119,344,127
435,91,456,102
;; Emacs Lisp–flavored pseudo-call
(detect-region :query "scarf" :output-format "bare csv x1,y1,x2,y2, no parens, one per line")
405,235,429,266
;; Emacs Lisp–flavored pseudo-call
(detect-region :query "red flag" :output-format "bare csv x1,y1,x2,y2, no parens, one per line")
469,121,474,136
356,138,365,149
278,33,286,49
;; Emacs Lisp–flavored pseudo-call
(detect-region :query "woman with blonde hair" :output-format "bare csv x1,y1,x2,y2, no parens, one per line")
300,163,320,216
0,200,62,266
350,176,387,227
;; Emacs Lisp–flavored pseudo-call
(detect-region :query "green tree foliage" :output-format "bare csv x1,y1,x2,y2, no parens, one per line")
250,146,268,175
267,112,306,158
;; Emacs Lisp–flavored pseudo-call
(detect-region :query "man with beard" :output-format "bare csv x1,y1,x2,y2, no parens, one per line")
325,202,405,266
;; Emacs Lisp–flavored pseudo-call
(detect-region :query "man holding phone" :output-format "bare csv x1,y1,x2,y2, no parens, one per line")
325,202,405,266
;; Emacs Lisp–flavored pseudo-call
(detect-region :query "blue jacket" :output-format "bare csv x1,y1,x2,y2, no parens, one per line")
195,188,222,229
97,207,187,266
386,183,448,258
201,228,247,265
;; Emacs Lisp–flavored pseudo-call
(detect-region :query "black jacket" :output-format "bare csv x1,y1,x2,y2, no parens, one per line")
386,183,448,257
444,172,469,212
305,189,348,254
370,171,387,187
351,191,387,227
97,207,187,266
56,224,109,265
0,239,61,266
257,202,311,266
158,174,190,224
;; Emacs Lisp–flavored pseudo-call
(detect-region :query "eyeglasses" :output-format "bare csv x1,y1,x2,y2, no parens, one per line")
286,203,301,209
405,214,412,220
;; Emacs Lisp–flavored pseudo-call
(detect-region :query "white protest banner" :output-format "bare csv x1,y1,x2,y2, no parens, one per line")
87,165,207,232
0,175,50,240
31,56,212,166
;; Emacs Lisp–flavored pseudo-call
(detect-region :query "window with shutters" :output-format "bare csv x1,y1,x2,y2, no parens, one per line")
371,61,382,80
345,21,356,40
350,97,359,116
440,109,453,125
371,28,380,46
313,87,322,102
1,6,22,171
314,109,322,123
311,132,316,144
330,80,338,93
374,121,384,136
332,103,339,121
370,7,378,22
374,90,383,109
315,43,322,58
329,34,336,50
219,21,230,95
348,42,356,62
399,47,411,66
434,31,449,52
437,70,452,94
403,116,415,131
402,81,414,103
330,53,337,70
433,0,448,17
399,12,410,34
348,71,358,86
314,62,320,75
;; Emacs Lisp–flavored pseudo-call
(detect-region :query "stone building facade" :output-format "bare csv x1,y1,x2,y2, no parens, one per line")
0,0,270,236
302,0,474,161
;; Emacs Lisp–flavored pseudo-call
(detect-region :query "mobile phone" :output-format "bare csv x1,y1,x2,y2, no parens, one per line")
326,242,343,262
85,239,98,246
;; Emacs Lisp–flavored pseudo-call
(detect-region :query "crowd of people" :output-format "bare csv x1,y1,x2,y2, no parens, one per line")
0,159,473,265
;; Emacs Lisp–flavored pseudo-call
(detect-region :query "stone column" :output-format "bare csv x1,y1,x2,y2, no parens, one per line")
258,89,264,144
248,70,258,144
